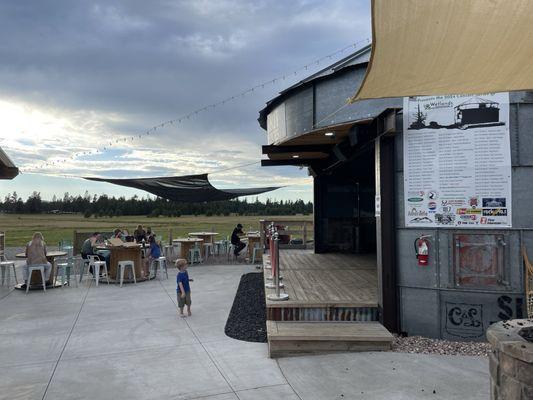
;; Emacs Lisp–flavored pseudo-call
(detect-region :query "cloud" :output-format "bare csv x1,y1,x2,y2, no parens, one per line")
0,0,371,201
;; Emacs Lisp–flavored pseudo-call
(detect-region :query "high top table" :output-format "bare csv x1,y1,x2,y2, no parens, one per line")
173,237,204,260
246,232,262,258
188,232,218,245
95,242,146,281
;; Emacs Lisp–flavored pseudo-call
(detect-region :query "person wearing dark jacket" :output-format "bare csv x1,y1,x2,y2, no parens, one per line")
231,223,246,256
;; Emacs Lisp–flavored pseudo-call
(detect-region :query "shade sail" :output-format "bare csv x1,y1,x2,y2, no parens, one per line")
85,174,280,202
353,0,533,101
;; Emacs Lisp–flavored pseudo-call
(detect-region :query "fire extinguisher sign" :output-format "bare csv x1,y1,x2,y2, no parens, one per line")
403,92,512,228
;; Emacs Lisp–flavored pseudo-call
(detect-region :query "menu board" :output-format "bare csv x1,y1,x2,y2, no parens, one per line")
403,92,511,228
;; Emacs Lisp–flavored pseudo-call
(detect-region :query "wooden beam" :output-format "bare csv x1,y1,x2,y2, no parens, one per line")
262,144,334,155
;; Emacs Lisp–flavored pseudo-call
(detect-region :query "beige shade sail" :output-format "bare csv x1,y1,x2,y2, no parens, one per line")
352,0,533,101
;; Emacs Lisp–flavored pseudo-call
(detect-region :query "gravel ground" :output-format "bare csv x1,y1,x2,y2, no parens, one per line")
392,334,491,357
224,272,267,343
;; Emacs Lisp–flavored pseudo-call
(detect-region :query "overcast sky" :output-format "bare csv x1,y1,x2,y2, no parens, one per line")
0,0,371,202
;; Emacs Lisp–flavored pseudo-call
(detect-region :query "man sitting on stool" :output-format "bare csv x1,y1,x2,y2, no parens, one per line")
231,223,246,257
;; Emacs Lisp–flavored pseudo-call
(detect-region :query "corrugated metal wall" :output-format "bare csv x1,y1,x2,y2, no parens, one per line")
394,92,533,340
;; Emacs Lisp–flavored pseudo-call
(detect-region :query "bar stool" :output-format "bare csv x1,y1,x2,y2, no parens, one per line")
87,255,109,287
26,266,46,294
150,257,168,280
227,244,237,263
0,260,18,286
163,245,174,262
56,257,78,288
117,260,136,287
189,244,202,265
203,243,213,261
251,245,263,264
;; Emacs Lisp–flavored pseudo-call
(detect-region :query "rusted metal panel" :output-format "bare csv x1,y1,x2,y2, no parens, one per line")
453,234,505,288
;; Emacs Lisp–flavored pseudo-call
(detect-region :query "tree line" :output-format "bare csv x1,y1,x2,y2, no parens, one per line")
0,191,313,217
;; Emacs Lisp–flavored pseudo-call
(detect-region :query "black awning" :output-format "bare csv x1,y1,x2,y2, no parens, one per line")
84,173,280,202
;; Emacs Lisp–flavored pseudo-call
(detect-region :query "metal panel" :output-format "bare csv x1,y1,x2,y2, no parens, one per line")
517,103,533,166
511,167,533,228
400,287,440,337
440,291,525,341
397,229,438,288
284,87,313,139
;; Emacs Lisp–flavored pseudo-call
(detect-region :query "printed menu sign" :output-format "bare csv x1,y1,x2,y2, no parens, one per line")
403,93,511,228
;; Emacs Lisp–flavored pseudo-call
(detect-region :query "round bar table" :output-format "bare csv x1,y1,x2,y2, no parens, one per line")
95,243,147,282
173,238,204,260
15,250,67,289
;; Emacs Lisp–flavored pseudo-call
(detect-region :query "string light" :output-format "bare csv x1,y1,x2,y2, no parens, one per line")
24,38,371,173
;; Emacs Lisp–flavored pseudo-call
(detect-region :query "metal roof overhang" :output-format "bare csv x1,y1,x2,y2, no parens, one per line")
0,147,19,180
261,109,399,169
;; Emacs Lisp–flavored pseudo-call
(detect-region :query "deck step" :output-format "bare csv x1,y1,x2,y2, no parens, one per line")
267,321,393,358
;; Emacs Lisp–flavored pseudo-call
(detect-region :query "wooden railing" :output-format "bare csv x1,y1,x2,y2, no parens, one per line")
259,219,314,250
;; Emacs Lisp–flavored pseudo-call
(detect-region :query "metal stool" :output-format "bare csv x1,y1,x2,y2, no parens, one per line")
203,243,213,261
189,245,202,265
117,260,136,287
87,255,109,287
251,246,263,264
56,257,78,288
151,257,168,280
163,245,174,262
0,260,18,286
227,244,237,263
26,266,46,293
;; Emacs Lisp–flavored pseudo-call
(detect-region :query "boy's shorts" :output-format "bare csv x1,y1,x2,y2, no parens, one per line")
177,292,191,308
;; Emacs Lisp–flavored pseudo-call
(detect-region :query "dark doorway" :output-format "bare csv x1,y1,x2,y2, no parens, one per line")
314,147,376,254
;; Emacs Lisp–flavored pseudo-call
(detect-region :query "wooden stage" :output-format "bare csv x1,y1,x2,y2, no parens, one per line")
264,250,378,321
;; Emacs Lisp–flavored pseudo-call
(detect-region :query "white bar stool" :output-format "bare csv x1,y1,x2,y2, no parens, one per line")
117,260,136,287
251,246,263,264
26,266,46,294
87,255,109,287
56,257,78,288
0,260,18,286
151,257,168,280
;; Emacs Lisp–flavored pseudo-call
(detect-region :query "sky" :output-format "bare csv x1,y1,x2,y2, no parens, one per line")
0,0,371,202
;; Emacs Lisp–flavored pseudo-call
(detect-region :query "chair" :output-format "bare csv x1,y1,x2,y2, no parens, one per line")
150,257,168,280
56,257,78,288
189,244,202,265
0,260,18,286
163,245,174,262
117,260,136,287
86,255,109,287
26,266,46,293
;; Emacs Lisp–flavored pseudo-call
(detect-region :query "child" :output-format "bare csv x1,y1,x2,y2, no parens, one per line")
176,260,192,317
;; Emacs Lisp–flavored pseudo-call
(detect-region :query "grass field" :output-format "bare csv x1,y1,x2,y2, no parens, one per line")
0,214,313,247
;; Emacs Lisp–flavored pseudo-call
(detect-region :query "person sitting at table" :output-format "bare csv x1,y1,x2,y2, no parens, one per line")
146,227,155,241
22,232,52,290
145,234,161,278
81,232,109,275
113,228,125,240
134,225,146,243
231,223,246,256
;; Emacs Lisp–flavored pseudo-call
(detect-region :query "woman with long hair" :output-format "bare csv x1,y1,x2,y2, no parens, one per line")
23,232,52,289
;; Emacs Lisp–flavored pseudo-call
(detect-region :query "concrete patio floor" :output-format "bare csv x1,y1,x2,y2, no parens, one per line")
0,262,489,400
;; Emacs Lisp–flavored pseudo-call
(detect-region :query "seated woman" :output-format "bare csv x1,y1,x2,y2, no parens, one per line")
134,224,146,243
22,232,52,289
145,235,161,278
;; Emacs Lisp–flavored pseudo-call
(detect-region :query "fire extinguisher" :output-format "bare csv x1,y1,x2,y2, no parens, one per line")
414,235,431,266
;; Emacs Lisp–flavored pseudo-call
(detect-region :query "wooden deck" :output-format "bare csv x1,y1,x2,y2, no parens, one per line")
264,250,377,309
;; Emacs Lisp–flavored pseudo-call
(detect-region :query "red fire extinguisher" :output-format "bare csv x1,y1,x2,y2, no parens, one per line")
414,235,431,266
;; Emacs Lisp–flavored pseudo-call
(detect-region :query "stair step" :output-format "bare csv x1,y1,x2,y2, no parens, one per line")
267,321,393,358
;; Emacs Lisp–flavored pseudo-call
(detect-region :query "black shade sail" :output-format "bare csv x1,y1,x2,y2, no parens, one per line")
85,173,280,202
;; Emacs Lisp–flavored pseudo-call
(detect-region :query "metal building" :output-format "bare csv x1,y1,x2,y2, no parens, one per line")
258,44,530,340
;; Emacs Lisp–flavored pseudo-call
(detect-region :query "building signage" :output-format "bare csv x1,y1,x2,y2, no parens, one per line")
403,92,512,228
